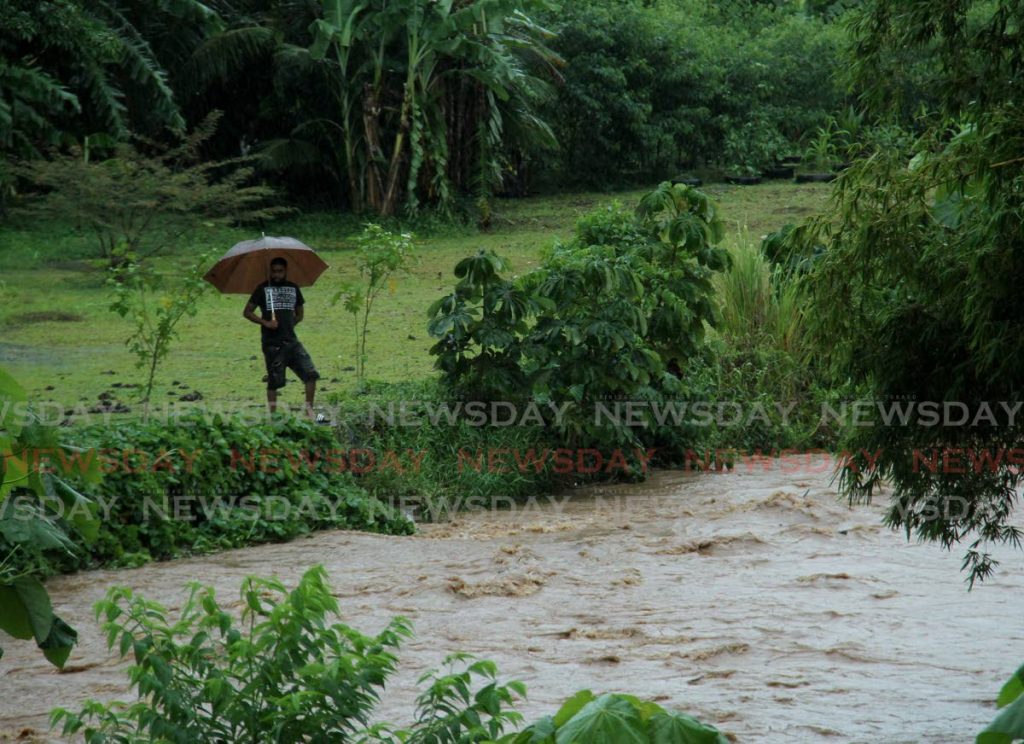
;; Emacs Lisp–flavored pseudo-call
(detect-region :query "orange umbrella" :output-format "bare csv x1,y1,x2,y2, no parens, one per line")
203,235,329,295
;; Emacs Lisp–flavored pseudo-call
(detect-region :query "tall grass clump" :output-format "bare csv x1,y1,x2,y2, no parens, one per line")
693,234,836,451
715,236,809,365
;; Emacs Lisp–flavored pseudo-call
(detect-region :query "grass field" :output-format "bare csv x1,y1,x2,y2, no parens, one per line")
0,181,830,420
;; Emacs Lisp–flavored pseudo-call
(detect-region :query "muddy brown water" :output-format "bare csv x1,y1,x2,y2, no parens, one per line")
1,458,1021,742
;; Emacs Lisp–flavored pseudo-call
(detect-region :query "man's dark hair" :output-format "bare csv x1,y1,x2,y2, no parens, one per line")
270,257,287,269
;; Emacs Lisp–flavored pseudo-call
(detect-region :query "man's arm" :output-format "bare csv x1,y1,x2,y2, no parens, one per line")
295,303,304,325
244,301,276,329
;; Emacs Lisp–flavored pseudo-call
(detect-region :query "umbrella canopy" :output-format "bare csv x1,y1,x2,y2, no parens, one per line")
203,236,329,294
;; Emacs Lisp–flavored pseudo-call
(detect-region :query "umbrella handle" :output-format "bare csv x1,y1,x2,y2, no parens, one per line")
264,241,273,322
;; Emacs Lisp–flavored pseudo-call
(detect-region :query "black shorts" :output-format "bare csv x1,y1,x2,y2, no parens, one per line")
262,340,320,390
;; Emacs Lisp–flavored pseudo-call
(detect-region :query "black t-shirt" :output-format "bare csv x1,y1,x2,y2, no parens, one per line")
248,281,304,345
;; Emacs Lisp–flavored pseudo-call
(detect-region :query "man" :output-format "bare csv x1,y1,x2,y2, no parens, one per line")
243,257,320,418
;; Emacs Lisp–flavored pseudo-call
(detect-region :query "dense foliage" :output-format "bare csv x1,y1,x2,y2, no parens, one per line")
537,0,847,186
428,182,729,455
2,412,413,581
798,0,1024,583
2,0,861,217
978,662,1024,743
0,0,216,153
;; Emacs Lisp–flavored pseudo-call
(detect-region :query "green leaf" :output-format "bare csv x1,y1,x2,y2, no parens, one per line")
997,664,1024,709
0,446,28,501
557,691,598,728
0,576,76,666
39,616,78,668
513,716,556,743
5,577,56,641
0,584,34,640
308,19,336,60
51,475,101,541
648,711,729,744
0,502,76,552
555,694,647,744
978,694,1024,744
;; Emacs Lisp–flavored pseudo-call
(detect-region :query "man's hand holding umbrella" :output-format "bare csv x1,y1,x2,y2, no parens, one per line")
204,236,327,420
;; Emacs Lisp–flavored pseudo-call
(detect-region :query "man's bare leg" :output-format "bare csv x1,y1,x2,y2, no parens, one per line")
304,379,316,420
267,388,278,414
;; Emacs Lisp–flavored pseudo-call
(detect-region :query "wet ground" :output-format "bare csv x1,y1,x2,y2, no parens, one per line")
1,457,1020,742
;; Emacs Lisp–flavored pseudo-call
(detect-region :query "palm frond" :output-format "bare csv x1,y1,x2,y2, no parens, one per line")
184,25,277,88
89,1,186,132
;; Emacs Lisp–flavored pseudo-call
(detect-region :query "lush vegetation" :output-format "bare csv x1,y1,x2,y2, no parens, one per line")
5,0,1024,737
2,0,860,218
536,0,847,186
3,411,413,581
427,182,729,452
0,367,99,666
795,0,1024,584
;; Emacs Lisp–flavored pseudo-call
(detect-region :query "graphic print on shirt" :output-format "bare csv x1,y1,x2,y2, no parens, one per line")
264,285,297,312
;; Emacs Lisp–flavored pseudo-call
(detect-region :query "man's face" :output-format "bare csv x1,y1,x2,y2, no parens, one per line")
270,264,287,284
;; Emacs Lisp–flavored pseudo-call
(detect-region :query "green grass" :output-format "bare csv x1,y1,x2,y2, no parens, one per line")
0,181,830,420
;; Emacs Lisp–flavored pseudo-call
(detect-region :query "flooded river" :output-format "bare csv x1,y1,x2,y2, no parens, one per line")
1,457,1021,742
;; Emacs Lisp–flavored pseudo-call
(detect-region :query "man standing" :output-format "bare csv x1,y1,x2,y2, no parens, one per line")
243,257,320,418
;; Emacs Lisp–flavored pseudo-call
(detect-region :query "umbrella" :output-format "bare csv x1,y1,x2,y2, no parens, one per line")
203,235,329,295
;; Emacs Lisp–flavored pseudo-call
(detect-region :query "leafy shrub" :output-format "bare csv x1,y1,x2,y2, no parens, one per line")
332,223,417,387
52,566,415,742
109,252,212,410
426,250,547,403
721,116,788,176
506,690,728,744
52,567,728,744
428,183,730,457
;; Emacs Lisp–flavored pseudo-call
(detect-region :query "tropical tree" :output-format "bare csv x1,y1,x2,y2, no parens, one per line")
173,0,340,199
0,0,219,151
307,0,559,216
12,112,285,266
799,0,1024,584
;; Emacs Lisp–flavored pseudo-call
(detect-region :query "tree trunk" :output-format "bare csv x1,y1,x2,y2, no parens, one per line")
362,83,386,213
344,132,362,213
380,81,414,217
